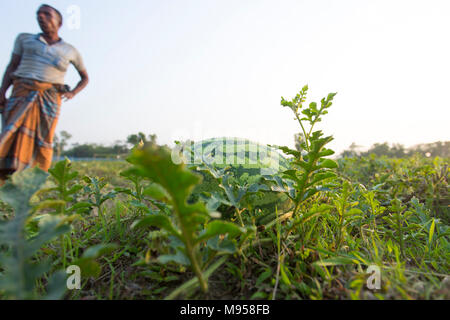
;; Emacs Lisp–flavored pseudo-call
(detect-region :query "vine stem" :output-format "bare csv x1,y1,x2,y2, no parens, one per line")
295,112,310,152
174,199,208,293
236,208,245,227
183,233,208,293
272,207,282,300
396,209,406,258
60,234,66,269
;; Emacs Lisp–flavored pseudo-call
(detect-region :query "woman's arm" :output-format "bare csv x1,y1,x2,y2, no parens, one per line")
0,54,22,105
61,69,89,101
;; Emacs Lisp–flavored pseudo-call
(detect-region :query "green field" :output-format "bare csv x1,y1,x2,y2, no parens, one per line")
0,87,448,300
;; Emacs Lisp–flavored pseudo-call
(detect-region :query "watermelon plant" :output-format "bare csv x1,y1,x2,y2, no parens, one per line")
0,168,70,299
275,85,338,217
125,144,251,296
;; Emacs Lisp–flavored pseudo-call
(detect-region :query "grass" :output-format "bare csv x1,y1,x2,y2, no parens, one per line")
1,85,447,300
0,154,448,300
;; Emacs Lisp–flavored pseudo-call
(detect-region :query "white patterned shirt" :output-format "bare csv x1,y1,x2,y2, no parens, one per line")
12,33,86,85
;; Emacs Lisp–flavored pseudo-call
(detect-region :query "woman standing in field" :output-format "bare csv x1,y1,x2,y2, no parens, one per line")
0,4,89,185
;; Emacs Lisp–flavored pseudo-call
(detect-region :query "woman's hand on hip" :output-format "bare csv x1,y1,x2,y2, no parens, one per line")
61,91,76,101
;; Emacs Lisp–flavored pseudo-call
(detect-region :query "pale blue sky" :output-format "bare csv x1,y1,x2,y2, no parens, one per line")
1,0,449,153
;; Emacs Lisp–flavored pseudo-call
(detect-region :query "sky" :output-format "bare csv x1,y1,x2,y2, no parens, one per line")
0,0,449,154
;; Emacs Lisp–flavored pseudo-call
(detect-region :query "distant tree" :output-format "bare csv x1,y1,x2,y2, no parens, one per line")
111,140,129,155
53,130,72,159
148,134,157,145
127,132,147,147
64,144,96,158
340,142,363,158
127,132,158,148
361,142,406,158
410,141,450,158
57,133,165,159
53,135,59,154
366,142,391,157
390,143,407,158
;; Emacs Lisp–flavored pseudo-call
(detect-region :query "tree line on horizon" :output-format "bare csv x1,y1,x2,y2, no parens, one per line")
294,132,449,158
53,131,159,159
339,141,449,158
53,131,449,159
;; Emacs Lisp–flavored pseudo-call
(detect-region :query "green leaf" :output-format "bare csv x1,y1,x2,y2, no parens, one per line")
31,200,66,214
158,250,191,266
280,263,292,286
345,208,364,216
48,159,77,184
165,256,228,300
125,144,228,293
308,172,336,186
327,92,337,101
66,184,83,195
129,200,151,213
67,201,92,214
196,220,244,244
317,159,338,169
295,160,311,172
44,271,68,300
143,183,170,201
290,204,333,228
256,268,272,286
247,183,270,193
0,167,71,300
302,188,319,201
206,236,236,254
283,169,299,180
71,244,119,279
0,167,49,214
73,258,102,278
429,219,435,245
250,291,267,300
314,256,359,267
277,146,300,158
318,149,335,157
82,243,118,259
25,221,71,259
201,193,224,211
132,214,181,238
125,145,210,223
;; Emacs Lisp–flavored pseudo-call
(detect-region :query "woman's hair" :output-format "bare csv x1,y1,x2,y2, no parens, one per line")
39,4,63,26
